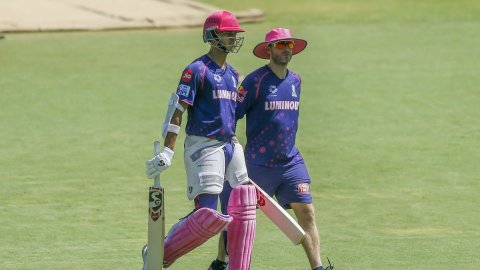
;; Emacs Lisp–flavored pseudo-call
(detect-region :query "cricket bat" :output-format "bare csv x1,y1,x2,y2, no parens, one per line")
250,179,306,245
147,141,165,270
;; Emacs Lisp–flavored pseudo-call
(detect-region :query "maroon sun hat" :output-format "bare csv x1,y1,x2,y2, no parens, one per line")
253,28,308,59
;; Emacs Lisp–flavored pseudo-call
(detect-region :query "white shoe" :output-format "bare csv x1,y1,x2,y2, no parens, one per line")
141,245,147,270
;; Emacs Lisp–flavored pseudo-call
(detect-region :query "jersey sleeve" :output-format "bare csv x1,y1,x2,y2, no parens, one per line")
292,72,302,101
235,74,256,120
176,63,203,106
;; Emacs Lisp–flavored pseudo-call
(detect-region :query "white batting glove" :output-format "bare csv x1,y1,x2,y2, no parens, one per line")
145,147,174,179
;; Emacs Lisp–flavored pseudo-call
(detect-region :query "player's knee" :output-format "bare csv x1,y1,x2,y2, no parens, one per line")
293,203,316,223
227,184,257,216
230,184,255,199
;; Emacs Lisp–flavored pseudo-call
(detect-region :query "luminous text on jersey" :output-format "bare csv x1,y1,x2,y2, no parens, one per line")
212,90,237,101
264,100,300,111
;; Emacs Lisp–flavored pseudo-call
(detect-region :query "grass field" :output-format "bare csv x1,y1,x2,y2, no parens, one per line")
1,0,480,269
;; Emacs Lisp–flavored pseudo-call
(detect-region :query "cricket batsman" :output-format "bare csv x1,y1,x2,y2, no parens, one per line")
143,10,256,269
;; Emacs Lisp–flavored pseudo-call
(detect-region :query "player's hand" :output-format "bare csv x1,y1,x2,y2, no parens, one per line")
145,147,174,178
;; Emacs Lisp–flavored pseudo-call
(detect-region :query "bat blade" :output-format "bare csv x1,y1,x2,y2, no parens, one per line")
147,141,165,270
250,179,305,245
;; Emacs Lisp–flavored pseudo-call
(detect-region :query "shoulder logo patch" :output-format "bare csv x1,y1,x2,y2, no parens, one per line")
177,84,190,97
181,69,193,83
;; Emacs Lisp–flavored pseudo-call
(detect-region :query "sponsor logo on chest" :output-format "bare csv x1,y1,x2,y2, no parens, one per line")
264,100,299,111
212,90,237,101
264,83,300,111
214,74,222,83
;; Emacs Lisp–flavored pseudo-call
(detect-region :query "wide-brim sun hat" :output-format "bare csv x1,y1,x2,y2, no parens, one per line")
253,28,307,59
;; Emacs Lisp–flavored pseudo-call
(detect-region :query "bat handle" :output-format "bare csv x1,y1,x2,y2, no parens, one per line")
153,141,161,188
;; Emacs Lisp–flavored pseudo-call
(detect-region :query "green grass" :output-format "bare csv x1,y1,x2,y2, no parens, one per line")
1,1,480,269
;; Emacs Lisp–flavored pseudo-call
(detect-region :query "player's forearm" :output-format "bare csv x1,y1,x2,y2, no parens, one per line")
164,133,177,150
164,109,184,150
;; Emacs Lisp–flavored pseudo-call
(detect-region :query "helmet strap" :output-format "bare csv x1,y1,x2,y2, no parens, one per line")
208,29,229,53
204,29,243,54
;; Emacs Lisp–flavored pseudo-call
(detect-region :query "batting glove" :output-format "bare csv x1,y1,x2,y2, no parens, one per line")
145,147,174,178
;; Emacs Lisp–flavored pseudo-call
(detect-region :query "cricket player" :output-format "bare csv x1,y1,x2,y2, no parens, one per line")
209,28,333,270
143,10,256,269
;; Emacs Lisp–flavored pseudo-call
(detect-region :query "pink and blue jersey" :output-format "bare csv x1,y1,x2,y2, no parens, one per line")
176,54,240,142
236,65,303,167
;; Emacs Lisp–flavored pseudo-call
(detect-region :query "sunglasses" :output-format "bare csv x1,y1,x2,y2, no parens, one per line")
270,40,295,49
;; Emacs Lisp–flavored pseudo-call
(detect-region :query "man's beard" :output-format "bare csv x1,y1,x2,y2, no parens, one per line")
271,53,291,66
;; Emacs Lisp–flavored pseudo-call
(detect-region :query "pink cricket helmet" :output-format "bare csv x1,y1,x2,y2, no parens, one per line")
203,10,245,53
203,10,244,41
253,28,307,59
